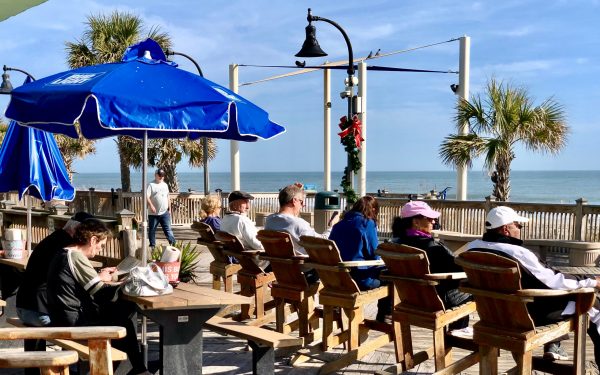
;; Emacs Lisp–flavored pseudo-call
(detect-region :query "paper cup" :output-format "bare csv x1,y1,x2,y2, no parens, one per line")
2,239,25,259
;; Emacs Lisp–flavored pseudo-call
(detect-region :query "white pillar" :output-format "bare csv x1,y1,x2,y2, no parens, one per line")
357,62,367,197
323,68,331,191
229,64,240,191
456,35,470,200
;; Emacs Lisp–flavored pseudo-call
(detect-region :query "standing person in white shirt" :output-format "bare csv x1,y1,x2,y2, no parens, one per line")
146,168,176,248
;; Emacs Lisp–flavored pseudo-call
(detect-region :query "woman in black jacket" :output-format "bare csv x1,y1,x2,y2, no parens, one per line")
392,200,471,330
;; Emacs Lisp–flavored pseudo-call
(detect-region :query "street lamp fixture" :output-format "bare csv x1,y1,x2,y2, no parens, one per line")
1,65,36,94
296,8,358,193
165,49,211,196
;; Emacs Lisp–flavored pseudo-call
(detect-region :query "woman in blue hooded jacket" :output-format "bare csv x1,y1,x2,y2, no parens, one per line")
329,196,391,322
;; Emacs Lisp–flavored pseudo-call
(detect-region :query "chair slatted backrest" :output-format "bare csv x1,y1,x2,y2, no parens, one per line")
192,221,229,264
376,242,444,312
214,230,264,274
257,230,308,291
456,250,535,332
298,236,360,295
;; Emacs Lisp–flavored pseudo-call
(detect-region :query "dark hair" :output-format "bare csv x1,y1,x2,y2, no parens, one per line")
155,168,166,177
350,196,379,222
391,216,413,240
71,218,111,246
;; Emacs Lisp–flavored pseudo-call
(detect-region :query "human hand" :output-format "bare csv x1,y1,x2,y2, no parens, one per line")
328,211,340,227
99,267,116,282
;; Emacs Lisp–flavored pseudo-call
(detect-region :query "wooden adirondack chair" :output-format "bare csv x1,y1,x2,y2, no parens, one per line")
456,250,595,375
214,230,276,324
298,235,393,374
256,230,322,344
191,221,241,292
376,242,479,374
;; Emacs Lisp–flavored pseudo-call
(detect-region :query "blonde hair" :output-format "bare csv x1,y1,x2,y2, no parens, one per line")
200,195,222,219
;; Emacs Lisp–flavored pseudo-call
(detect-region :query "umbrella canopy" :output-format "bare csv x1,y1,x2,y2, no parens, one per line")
0,120,75,202
5,39,285,142
4,38,285,263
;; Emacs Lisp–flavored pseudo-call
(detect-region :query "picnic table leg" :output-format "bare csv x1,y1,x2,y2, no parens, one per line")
142,308,220,375
248,340,274,375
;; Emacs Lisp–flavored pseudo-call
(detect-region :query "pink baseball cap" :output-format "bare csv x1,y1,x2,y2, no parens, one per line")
401,201,441,219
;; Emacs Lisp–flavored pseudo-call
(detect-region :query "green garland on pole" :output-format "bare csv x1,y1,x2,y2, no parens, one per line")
338,116,363,205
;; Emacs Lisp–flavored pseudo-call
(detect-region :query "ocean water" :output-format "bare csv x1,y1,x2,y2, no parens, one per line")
71,170,600,204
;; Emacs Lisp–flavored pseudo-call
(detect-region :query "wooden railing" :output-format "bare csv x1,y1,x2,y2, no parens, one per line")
2,191,599,242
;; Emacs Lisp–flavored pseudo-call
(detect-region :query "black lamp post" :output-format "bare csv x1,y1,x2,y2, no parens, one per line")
165,49,211,196
296,8,357,190
1,65,36,94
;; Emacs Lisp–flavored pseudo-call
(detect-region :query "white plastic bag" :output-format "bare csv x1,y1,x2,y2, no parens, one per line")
121,263,173,296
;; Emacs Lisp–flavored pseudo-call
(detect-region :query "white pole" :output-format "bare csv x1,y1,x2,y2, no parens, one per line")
456,35,470,200
140,130,148,365
229,64,241,191
323,68,331,191
26,195,32,252
358,62,367,197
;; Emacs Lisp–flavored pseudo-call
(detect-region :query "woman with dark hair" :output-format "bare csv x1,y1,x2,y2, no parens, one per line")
329,196,391,322
393,201,471,331
47,218,151,375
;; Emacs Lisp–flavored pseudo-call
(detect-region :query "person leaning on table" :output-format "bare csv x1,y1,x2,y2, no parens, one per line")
16,211,94,327
466,206,600,365
46,218,151,375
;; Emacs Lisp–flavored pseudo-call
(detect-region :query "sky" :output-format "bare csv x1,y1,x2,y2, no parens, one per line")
0,0,599,174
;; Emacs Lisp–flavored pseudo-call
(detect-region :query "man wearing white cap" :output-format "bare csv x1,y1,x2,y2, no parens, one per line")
466,206,600,364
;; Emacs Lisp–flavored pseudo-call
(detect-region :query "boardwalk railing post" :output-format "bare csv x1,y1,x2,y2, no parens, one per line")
574,198,587,241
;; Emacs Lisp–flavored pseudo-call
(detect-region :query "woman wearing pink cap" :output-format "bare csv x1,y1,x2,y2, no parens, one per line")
392,200,472,330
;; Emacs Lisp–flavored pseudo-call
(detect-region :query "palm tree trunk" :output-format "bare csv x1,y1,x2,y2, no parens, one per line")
117,137,131,192
494,155,512,201
163,164,179,193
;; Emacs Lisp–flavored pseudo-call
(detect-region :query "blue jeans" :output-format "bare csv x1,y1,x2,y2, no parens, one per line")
17,307,51,327
148,212,176,247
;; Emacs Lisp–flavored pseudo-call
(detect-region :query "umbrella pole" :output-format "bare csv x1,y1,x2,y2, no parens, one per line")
26,195,32,252
140,131,149,365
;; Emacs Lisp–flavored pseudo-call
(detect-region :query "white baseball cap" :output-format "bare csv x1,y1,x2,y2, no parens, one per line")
485,206,529,229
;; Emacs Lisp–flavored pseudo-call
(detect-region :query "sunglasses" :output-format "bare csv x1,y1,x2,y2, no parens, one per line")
512,222,523,229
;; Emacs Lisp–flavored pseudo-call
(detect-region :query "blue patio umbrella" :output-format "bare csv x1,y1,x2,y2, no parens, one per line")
5,38,285,264
0,115,75,251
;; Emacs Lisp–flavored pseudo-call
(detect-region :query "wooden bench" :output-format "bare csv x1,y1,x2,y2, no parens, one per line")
205,316,302,375
7,317,127,374
0,350,78,374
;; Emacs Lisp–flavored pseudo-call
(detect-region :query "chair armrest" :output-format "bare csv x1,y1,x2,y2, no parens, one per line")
381,274,437,286
516,287,595,298
459,285,534,303
424,272,467,280
0,326,126,341
241,250,263,256
260,255,306,265
338,259,385,268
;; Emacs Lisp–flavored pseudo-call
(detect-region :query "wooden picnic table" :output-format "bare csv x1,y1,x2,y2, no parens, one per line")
122,282,251,375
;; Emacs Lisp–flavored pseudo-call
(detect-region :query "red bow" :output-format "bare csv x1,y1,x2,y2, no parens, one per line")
338,115,364,149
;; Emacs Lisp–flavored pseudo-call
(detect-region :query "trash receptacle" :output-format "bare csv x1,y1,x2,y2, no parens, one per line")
314,191,341,233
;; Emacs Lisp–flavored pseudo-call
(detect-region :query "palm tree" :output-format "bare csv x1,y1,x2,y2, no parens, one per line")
119,136,218,192
66,11,171,192
0,120,7,144
439,78,568,201
54,133,96,180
